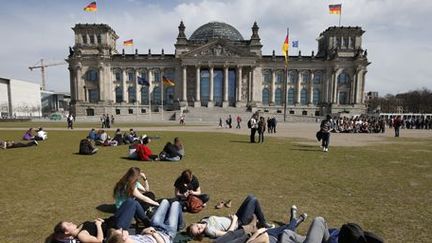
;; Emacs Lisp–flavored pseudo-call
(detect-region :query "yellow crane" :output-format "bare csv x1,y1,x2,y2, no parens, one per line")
29,58,67,90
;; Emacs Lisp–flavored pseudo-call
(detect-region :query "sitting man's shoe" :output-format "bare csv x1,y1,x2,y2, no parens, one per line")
261,222,275,229
33,140,38,146
295,213,308,227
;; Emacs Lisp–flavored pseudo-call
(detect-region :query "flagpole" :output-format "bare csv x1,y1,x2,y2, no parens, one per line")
283,28,289,123
339,11,342,27
149,74,152,121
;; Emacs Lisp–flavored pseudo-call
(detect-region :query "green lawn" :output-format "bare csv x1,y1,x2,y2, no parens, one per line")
0,128,431,242
0,121,196,129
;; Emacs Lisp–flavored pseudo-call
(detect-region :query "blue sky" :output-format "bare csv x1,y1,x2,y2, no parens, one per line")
0,0,431,95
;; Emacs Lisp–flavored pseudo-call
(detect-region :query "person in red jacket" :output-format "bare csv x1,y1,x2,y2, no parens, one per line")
136,135,159,161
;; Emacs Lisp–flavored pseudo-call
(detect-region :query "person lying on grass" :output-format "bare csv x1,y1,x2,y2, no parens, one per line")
186,195,275,240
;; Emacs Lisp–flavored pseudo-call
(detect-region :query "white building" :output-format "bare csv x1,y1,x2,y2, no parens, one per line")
0,77,42,118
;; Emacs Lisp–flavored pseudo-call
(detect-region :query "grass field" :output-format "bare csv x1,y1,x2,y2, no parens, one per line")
0,126,431,242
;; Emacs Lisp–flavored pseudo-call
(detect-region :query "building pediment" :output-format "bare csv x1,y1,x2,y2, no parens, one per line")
181,40,252,58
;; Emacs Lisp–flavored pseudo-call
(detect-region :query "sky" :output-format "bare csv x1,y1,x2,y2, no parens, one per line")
0,0,431,96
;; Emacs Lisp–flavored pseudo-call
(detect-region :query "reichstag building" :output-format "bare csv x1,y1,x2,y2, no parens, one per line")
67,21,369,117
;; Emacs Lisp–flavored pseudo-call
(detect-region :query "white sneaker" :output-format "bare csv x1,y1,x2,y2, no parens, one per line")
322,147,326,152
1,141,6,149
325,148,329,152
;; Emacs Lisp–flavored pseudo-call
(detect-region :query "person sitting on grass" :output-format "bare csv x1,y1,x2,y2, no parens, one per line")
124,128,138,144
22,128,35,140
79,138,98,155
113,128,124,145
50,198,150,243
35,127,48,140
186,194,274,240
106,199,183,243
135,135,159,161
1,139,38,149
97,130,118,146
174,169,209,209
113,167,159,214
88,128,97,140
160,137,184,161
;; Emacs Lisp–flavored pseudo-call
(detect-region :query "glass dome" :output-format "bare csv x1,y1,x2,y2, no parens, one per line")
190,22,244,41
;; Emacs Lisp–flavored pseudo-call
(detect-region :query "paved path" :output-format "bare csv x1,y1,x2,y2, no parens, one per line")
1,122,431,147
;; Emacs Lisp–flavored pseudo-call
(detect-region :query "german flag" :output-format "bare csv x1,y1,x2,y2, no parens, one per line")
282,34,289,63
329,4,342,15
83,1,97,12
123,39,134,46
162,76,175,86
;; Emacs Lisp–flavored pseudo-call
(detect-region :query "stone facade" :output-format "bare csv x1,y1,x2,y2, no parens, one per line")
68,22,369,117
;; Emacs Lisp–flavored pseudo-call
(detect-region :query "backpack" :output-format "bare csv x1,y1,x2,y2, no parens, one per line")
247,119,252,128
186,195,204,213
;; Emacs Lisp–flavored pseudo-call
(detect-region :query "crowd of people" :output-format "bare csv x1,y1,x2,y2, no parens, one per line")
49,167,383,243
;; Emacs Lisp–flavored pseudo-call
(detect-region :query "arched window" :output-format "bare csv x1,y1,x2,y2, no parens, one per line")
287,88,295,105
313,88,320,105
339,91,348,105
313,72,321,85
115,71,122,82
128,86,136,103
87,70,98,81
288,71,297,85
128,71,135,82
152,87,161,105
262,70,271,85
115,87,123,103
262,88,270,105
275,88,282,106
300,88,307,105
141,86,149,105
338,72,350,86
275,71,284,84
213,70,223,106
153,70,161,83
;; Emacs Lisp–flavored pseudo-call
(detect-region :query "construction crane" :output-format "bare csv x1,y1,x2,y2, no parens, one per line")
29,58,67,91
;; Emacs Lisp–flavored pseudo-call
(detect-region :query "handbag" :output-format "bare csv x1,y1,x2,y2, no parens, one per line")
186,195,204,213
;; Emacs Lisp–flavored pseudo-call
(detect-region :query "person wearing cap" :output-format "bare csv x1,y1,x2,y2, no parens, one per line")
135,135,159,161
320,115,332,152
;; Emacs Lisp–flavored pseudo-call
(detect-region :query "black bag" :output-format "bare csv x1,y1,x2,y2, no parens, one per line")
159,151,168,161
79,139,96,155
247,119,252,128
316,131,322,141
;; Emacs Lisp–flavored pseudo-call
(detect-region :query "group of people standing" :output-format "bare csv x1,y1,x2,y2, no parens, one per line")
249,113,276,143
101,114,115,128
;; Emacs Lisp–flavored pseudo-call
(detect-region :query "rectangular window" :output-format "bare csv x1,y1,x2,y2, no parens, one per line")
115,72,121,81
128,109,133,114
115,109,121,115
289,110,295,114
82,35,88,44
88,89,98,103
141,109,146,113
89,35,95,44
97,34,102,44
128,72,135,82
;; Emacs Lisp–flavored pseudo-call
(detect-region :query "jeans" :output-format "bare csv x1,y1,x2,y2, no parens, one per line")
115,198,150,229
395,127,400,137
235,195,268,226
321,132,330,148
258,132,264,143
279,217,330,243
266,217,297,239
250,128,257,143
151,199,183,239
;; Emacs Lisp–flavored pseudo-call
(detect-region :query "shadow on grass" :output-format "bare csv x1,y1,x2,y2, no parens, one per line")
290,144,321,152
230,140,251,143
96,203,116,213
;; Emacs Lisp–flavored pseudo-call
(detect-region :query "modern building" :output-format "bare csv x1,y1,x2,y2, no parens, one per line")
0,77,42,118
41,90,71,116
68,21,369,117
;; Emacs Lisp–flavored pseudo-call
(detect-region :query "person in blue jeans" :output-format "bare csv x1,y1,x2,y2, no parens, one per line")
106,199,183,243
50,198,149,243
187,195,274,240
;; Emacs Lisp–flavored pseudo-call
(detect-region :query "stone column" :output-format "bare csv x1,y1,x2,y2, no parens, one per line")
208,66,214,107
250,66,255,103
194,65,201,107
160,68,165,106
309,71,314,105
271,69,276,104
148,69,153,105
76,66,84,101
135,70,141,105
98,66,104,102
296,70,301,104
122,69,127,103
236,65,244,107
182,66,187,102
222,65,229,107
333,70,338,104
